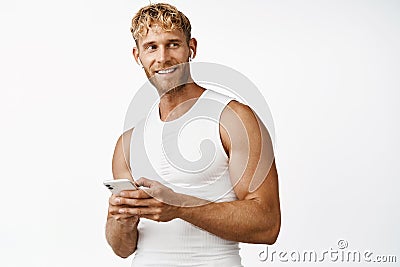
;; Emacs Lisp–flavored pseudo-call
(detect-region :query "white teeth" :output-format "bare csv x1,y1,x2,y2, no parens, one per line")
157,68,175,74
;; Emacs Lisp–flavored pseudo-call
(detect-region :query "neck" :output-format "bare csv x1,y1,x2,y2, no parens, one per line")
158,83,205,121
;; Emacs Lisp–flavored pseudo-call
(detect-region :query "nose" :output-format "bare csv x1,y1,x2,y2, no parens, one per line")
156,46,170,63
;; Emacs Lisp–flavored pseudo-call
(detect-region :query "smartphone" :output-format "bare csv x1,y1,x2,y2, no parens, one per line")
103,179,138,194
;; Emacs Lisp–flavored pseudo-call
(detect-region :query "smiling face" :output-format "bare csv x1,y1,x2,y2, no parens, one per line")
133,24,197,96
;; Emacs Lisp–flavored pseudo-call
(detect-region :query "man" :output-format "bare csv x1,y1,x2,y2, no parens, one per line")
106,3,280,266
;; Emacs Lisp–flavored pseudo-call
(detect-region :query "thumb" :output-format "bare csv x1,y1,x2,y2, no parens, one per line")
135,177,156,197
136,177,155,188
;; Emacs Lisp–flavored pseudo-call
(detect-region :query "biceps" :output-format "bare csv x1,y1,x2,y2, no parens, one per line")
228,124,275,200
244,160,279,208
112,129,134,179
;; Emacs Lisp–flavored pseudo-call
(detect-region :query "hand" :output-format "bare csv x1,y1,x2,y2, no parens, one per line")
108,190,148,225
115,177,182,222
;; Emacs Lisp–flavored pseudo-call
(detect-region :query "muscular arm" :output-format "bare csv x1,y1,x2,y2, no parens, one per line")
117,101,281,244
126,101,280,244
176,101,281,244
105,129,139,258
177,162,280,244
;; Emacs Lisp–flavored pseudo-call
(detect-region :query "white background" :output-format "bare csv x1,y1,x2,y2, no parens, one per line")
1,0,399,266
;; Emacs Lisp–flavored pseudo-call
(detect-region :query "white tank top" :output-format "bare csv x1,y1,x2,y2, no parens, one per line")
129,89,243,266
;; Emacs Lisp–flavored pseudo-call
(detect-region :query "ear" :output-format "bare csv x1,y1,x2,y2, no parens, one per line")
133,47,141,65
188,38,197,59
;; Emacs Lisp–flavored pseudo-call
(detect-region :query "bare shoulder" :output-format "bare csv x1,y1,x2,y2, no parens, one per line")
221,100,259,126
219,100,260,157
112,128,135,180
220,100,261,138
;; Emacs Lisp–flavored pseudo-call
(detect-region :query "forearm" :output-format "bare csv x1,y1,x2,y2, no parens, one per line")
105,216,139,258
177,197,280,244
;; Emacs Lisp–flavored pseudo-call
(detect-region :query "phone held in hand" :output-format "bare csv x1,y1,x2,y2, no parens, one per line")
103,179,138,194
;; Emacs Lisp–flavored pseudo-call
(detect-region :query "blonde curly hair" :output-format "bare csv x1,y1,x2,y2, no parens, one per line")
130,3,191,44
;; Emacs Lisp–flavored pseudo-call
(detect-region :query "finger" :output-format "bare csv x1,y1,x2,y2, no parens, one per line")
109,195,126,206
117,197,162,207
118,207,161,216
116,189,141,197
119,189,151,199
108,204,127,215
108,205,142,224
110,194,143,206
112,214,140,225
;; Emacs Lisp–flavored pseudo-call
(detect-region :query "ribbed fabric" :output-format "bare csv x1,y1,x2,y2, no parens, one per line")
129,89,243,266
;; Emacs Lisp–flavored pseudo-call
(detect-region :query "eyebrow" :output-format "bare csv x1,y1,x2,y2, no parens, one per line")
141,41,156,48
141,39,183,48
167,39,183,43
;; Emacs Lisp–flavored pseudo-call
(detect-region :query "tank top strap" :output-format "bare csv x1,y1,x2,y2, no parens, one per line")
193,89,235,123
203,89,235,110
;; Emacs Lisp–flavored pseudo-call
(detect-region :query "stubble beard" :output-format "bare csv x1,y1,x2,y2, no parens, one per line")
145,63,192,97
